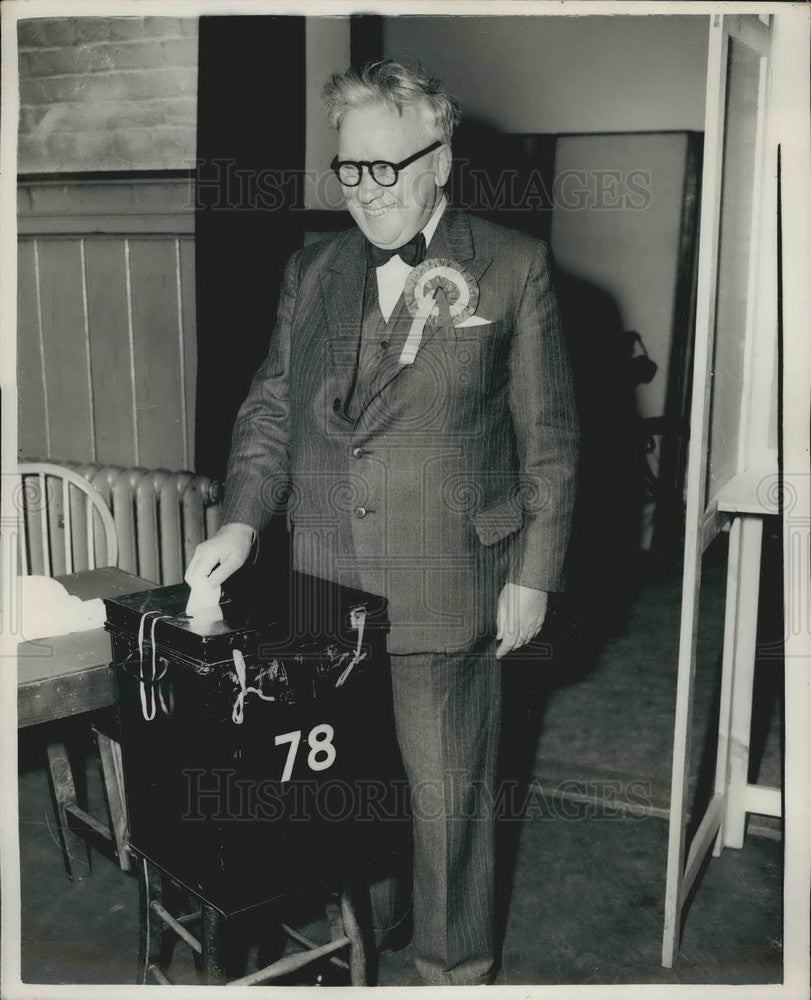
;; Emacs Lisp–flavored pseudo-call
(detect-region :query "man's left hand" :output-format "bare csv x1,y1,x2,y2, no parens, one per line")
495,583,549,659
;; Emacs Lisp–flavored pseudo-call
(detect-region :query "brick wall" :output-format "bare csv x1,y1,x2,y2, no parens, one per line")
18,16,198,173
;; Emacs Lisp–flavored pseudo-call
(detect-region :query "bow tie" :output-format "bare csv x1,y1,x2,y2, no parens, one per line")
366,232,426,268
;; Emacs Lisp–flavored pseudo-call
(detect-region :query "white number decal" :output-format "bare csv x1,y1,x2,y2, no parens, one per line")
274,724,336,781
274,729,302,783
307,724,337,772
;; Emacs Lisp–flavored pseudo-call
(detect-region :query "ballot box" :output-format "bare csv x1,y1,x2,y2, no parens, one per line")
105,572,409,917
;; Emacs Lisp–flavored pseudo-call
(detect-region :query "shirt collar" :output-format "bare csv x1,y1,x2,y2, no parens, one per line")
422,194,447,249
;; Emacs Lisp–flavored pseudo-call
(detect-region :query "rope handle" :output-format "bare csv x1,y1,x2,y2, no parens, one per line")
136,611,174,722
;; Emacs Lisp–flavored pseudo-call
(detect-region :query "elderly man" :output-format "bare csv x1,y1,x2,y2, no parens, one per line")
186,60,578,986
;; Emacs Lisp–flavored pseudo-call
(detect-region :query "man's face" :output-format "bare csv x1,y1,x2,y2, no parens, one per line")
337,103,451,249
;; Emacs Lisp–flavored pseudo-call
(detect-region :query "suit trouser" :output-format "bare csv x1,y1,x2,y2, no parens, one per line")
373,640,502,986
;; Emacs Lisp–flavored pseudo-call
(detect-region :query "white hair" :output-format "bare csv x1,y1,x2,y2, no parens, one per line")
322,59,461,143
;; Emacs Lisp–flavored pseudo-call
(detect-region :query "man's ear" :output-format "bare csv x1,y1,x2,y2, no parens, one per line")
435,143,453,188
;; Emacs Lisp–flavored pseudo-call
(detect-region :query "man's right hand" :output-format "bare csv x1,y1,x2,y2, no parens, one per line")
184,522,255,590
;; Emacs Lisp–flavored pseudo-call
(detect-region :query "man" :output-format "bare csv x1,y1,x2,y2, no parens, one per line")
186,60,578,986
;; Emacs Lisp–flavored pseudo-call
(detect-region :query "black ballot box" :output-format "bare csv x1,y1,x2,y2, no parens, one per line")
105,572,410,917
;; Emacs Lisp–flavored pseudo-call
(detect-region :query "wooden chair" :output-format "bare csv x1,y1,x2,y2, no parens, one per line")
18,461,119,576
137,855,374,987
17,462,134,877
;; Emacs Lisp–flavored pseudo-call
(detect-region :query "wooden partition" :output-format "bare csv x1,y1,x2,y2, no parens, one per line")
17,176,196,470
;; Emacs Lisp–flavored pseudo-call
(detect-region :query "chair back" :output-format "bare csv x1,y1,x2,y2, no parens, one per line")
18,462,119,576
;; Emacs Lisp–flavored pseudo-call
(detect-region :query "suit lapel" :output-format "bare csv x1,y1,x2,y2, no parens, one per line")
319,227,368,409
355,208,492,417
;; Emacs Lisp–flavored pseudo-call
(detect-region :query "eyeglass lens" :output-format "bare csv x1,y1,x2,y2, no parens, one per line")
337,161,397,187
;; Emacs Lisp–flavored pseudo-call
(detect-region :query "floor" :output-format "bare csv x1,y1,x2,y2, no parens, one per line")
14,535,784,989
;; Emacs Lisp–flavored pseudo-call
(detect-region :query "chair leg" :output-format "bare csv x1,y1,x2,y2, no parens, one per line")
337,882,374,986
137,857,168,984
45,740,90,881
96,731,132,873
199,903,229,986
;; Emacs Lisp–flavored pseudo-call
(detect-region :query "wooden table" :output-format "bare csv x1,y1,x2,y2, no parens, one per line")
18,568,154,879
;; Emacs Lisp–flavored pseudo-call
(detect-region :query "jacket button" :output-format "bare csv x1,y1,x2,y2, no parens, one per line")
333,397,342,413
352,446,365,459
354,506,367,518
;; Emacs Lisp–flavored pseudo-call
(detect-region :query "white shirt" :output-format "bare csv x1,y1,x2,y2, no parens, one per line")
375,195,448,322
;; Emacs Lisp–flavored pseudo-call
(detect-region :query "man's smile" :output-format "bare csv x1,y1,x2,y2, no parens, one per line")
361,202,396,218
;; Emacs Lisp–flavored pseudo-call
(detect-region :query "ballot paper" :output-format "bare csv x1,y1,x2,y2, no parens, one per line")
184,577,223,629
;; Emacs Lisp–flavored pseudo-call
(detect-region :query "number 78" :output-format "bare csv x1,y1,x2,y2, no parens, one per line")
274,723,337,782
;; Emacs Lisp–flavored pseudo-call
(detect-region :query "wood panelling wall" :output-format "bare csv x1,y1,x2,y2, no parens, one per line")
17,178,196,470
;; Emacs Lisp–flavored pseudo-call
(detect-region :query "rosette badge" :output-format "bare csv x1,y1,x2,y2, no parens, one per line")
400,258,480,365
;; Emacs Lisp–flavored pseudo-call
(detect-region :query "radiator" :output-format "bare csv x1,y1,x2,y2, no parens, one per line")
53,463,222,586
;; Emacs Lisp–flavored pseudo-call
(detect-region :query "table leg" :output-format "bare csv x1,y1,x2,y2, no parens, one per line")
45,739,89,881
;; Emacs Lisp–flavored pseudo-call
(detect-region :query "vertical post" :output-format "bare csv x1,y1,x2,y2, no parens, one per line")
712,516,743,856
661,13,730,968
721,515,764,848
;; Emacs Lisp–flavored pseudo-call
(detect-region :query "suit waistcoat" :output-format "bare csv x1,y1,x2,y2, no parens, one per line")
346,269,395,421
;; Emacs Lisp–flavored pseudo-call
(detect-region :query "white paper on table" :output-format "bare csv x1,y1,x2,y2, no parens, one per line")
19,576,106,641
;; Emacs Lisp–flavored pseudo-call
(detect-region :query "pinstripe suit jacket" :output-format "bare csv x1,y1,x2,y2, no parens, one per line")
221,207,579,654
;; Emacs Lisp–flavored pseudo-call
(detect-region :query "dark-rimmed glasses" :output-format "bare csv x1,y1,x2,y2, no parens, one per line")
330,140,443,187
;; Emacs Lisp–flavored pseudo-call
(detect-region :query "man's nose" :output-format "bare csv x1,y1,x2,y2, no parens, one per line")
357,167,384,202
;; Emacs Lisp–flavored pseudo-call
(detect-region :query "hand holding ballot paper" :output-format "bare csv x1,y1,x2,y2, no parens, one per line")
184,522,255,624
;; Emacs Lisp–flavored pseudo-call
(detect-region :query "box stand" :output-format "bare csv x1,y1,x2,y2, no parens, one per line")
137,853,374,986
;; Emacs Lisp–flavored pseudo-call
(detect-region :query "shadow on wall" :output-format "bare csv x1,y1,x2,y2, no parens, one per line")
557,271,648,651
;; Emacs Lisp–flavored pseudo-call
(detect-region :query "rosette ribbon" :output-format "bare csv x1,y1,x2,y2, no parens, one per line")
400,258,480,365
